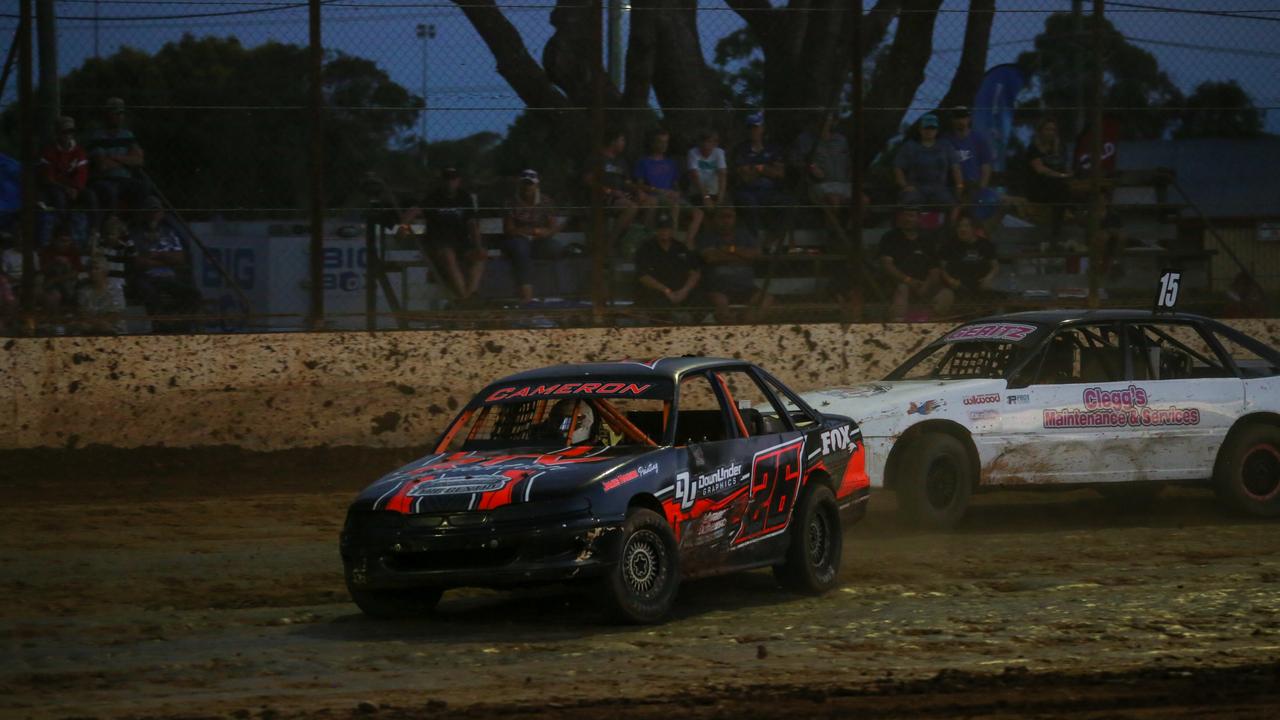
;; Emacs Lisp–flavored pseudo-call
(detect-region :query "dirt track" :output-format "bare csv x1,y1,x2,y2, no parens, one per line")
3,453,1280,719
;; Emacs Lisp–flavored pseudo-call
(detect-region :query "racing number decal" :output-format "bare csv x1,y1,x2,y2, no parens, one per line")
734,438,804,546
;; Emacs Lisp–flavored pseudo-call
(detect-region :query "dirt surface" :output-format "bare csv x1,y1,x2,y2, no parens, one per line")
3,456,1280,719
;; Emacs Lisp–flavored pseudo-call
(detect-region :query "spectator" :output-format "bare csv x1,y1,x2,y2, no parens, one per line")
502,169,561,304
130,196,202,330
0,232,24,329
790,111,866,232
634,211,701,312
77,250,126,334
730,112,791,241
38,116,96,231
877,207,954,321
940,215,1000,304
584,129,651,244
402,167,486,302
893,113,961,208
945,106,992,216
685,129,728,242
1024,116,1074,240
38,224,83,328
85,97,147,219
697,206,771,322
634,127,700,237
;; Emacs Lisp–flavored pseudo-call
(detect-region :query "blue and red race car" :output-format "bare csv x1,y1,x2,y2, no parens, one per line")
340,357,868,622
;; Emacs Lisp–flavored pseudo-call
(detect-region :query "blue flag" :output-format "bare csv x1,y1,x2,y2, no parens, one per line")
972,64,1025,174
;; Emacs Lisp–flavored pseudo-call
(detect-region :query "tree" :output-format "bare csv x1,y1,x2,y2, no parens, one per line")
453,0,996,167
56,35,419,214
1175,81,1262,139
1016,12,1182,142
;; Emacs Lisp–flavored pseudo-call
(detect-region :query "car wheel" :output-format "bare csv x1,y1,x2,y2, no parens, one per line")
599,508,680,624
897,432,973,531
774,484,843,594
1095,483,1163,508
1214,424,1280,517
346,581,443,620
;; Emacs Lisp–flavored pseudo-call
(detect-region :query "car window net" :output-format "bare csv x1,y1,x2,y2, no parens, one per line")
900,341,1017,380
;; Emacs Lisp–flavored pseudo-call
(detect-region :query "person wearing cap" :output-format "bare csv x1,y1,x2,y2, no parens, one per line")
401,168,486,301
730,112,791,240
945,106,993,216
877,206,954,321
584,129,652,244
893,113,962,209
502,169,561,303
697,205,772,322
634,211,701,313
85,97,147,217
130,195,201,330
790,111,868,231
38,116,96,225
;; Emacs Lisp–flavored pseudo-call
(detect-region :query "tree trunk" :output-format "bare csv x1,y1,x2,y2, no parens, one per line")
451,0,568,109
939,0,995,110
545,0,620,107
860,0,944,163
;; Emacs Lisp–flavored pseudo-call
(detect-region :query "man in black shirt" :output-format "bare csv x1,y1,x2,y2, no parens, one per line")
877,207,954,321
941,214,1000,303
402,167,486,300
635,212,701,311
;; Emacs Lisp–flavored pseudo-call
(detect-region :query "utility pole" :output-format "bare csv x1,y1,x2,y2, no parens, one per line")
35,0,57,140
308,0,325,330
607,0,623,89
415,23,436,167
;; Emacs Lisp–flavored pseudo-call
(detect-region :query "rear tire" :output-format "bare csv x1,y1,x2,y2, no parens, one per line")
347,582,443,620
774,484,843,594
1214,424,1280,517
896,432,974,531
598,508,680,624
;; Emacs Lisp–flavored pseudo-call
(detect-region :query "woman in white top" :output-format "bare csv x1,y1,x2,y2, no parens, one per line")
685,130,728,243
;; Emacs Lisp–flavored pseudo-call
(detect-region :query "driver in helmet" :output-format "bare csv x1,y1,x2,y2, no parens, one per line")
540,399,596,445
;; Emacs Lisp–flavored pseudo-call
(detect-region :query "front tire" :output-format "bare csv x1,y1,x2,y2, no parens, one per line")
598,508,680,624
1214,424,1280,517
347,582,443,619
896,432,974,531
774,484,843,594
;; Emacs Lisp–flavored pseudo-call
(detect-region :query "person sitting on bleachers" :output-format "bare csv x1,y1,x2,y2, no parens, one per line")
85,97,147,222
790,111,867,238
38,224,82,331
685,129,728,242
944,106,992,218
584,129,651,245
633,127,699,237
940,214,1000,306
401,167,486,302
130,196,201,331
877,206,954,321
697,205,772,323
38,116,96,234
730,112,791,243
634,211,701,316
893,113,960,209
1022,116,1074,243
501,169,561,304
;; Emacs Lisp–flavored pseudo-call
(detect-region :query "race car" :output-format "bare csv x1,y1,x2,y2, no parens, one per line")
341,357,869,623
802,310,1280,530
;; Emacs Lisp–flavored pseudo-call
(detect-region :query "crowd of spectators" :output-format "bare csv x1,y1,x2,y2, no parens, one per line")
0,97,201,334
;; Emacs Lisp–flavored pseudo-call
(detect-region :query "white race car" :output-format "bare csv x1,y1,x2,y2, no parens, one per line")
803,310,1280,529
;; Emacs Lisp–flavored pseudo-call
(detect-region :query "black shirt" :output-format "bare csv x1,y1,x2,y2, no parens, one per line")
877,229,938,281
421,188,477,244
1025,143,1068,203
941,238,997,290
635,237,700,305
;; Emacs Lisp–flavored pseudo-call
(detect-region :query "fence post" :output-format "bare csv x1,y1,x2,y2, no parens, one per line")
848,0,865,322
308,0,326,330
590,0,607,322
35,0,57,138
1087,0,1104,309
18,0,37,332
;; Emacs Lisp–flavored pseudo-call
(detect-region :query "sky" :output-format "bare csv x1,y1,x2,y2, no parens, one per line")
2,0,1279,140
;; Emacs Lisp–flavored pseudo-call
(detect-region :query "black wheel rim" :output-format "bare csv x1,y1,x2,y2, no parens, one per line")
925,457,959,510
806,507,832,568
623,529,666,597
1241,443,1280,501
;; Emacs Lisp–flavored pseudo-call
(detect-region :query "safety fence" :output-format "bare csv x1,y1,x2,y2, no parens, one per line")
1,1,1278,334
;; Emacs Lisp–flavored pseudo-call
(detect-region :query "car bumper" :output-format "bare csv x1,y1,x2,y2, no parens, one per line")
340,500,625,590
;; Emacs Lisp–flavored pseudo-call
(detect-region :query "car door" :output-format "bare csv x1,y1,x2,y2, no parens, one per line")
1121,320,1244,480
671,369,802,575
998,322,1146,484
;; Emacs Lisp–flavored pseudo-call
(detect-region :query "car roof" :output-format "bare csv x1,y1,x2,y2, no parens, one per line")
966,309,1215,327
491,356,749,384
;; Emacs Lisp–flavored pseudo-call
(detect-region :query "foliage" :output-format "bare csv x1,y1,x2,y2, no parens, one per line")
1174,81,1263,139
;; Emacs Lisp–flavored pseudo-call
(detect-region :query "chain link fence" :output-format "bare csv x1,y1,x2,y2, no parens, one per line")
1,0,1277,335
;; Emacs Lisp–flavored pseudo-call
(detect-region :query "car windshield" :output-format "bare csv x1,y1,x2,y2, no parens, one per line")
889,322,1042,381
441,378,673,451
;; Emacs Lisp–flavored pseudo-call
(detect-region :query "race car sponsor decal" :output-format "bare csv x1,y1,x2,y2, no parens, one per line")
674,462,746,511
1043,384,1201,428
964,393,1001,405
944,323,1037,343
485,381,654,402
969,409,999,421
407,475,509,496
734,437,805,546
1006,394,1030,405
820,425,856,455
908,399,946,415
603,461,658,492
820,384,891,400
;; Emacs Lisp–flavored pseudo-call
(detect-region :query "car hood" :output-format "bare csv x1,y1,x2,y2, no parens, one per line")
352,446,662,513
803,379,1007,433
